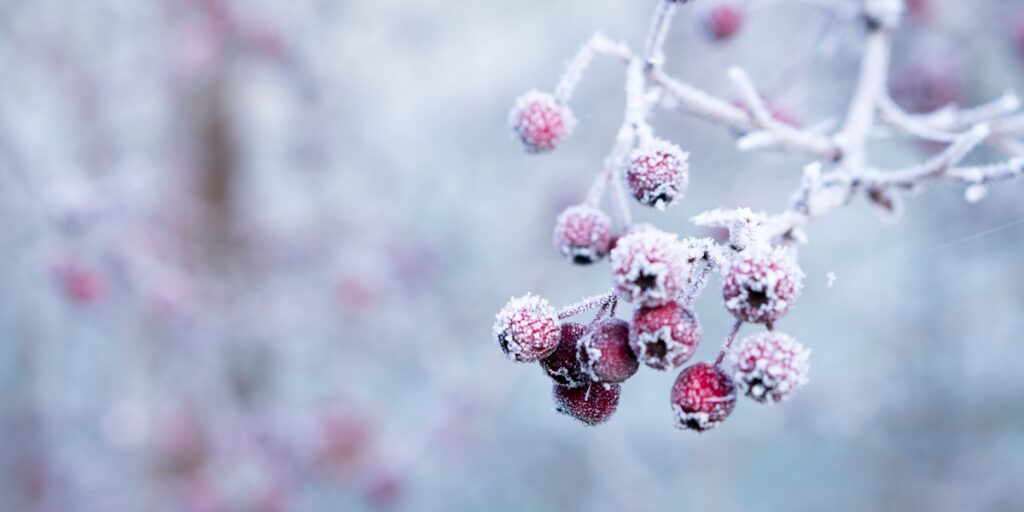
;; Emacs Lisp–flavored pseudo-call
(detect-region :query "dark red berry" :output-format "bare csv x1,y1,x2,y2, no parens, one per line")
553,382,621,426
577,318,639,383
540,322,590,388
671,362,737,432
630,301,701,371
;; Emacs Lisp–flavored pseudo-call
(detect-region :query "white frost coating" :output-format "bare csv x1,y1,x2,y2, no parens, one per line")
508,90,576,153
723,246,805,324
729,331,810,403
624,138,690,210
492,294,560,362
609,228,689,307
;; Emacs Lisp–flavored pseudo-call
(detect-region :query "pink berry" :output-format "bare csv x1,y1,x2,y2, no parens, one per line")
553,205,613,265
508,90,575,153
577,318,638,383
624,139,689,210
609,228,689,307
540,322,590,388
493,294,560,362
722,247,804,324
630,301,701,371
705,4,743,42
671,362,737,432
1014,15,1024,62
905,0,933,21
729,331,810,403
553,382,621,426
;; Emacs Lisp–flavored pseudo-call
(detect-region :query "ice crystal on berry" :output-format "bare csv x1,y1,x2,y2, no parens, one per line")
609,228,689,307
553,205,613,264
671,362,737,432
492,294,560,362
729,331,810,403
722,247,804,324
624,139,689,210
508,90,576,153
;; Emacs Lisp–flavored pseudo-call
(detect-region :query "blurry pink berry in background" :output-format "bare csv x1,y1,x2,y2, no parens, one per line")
319,410,373,474
905,0,934,21
508,91,576,153
705,4,743,42
1014,14,1024,62
365,469,403,509
52,260,105,305
890,62,965,114
337,276,376,310
156,409,208,477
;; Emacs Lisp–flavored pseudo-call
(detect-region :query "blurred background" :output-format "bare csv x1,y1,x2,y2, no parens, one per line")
2,0,1024,510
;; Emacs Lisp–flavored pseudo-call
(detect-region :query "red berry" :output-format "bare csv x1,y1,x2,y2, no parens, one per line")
540,322,590,388
553,382,621,426
624,139,689,210
705,4,743,42
722,247,804,324
577,318,638,383
609,228,689,307
630,301,701,371
905,0,933,21
553,205,613,265
509,90,575,153
671,362,737,432
493,294,560,362
729,331,810,403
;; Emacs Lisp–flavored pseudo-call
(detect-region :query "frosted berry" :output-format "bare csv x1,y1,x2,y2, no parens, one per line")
553,382,621,426
577,318,638,383
553,205,613,265
729,331,810,403
609,228,688,307
722,247,804,324
508,90,575,153
630,301,701,371
493,294,560,362
671,362,736,432
705,4,743,42
624,139,689,210
540,322,590,388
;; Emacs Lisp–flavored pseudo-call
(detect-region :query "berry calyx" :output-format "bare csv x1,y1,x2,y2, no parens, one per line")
630,301,701,371
540,322,590,388
729,331,810,403
553,205,613,265
722,247,804,324
577,318,639,383
671,362,737,432
609,228,689,307
493,294,561,362
553,382,621,426
624,139,689,210
508,90,576,153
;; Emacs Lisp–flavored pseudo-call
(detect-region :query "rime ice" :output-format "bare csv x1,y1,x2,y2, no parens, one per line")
722,246,804,324
624,139,690,210
493,294,561,362
553,205,613,264
609,228,689,307
630,301,701,371
508,90,576,154
671,362,737,432
729,331,810,403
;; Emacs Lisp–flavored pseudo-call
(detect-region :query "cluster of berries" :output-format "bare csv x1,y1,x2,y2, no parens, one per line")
493,225,811,431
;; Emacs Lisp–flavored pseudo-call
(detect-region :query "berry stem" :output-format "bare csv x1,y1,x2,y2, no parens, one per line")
642,0,678,69
714,319,744,366
558,291,616,320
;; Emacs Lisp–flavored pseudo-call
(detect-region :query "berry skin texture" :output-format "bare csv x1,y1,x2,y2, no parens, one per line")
553,205,613,265
553,382,621,426
577,318,639,383
508,90,576,153
722,247,804,324
609,228,689,307
671,362,737,432
624,139,689,210
630,301,701,371
729,331,810,403
540,322,590,388
493,294,561,362
705,5,743,42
